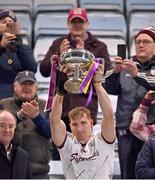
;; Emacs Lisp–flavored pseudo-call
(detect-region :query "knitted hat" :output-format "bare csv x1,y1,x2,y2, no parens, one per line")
0,9,17,22
67,8,88,22
135,26,155,41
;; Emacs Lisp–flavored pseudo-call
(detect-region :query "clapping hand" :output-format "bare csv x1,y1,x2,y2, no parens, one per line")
21,100,40,119
75,36,84,49
60,39,70,55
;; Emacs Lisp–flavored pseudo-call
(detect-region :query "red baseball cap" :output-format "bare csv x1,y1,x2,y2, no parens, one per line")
67,8,88,22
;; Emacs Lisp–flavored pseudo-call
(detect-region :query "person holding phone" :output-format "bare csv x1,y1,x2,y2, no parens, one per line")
0,9,37,99
105,26,155,179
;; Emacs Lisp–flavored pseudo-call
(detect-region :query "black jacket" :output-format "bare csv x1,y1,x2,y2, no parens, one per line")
0,142,32,179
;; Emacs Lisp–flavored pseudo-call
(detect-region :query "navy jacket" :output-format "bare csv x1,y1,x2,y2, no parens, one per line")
135,135,155,179
0,43,37,99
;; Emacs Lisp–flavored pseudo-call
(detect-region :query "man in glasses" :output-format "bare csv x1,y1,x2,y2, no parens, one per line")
105,26,155,179
129,27,155,91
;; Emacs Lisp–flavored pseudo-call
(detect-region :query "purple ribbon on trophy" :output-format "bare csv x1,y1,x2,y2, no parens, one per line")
44,55,59,111
80,58,101,107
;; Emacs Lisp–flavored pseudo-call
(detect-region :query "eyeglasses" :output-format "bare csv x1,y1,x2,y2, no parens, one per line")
135,39,155,45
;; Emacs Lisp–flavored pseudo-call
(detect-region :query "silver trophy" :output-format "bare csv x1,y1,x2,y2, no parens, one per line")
60,48,95,94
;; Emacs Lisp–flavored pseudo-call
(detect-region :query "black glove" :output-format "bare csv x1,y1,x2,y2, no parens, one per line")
56,70,68,95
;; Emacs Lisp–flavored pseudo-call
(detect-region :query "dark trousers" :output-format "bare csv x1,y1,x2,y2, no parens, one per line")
117,129,144,179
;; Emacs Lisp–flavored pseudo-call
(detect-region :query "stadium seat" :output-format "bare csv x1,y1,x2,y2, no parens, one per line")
34,13,69,42
16,13,32,45
79,0,124,14
38,88,49,101
33,0,77,15
34,37,54,90
126,0,155,19
98,37,127,62
35,61,50,89
88,13,127,41
34,37,56,63
0,0,33,16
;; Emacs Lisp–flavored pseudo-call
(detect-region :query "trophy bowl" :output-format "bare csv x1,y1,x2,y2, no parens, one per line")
60,48,95,94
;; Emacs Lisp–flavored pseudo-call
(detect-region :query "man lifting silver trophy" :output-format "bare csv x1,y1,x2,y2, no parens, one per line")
45,48,103,111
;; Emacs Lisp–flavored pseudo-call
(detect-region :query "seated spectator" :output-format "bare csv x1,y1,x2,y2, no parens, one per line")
0,9,37,99
130,90,155,141
0,110,32,179
0,70,51,179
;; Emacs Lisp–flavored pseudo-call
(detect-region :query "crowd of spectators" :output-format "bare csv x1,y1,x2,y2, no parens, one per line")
0,6,155,179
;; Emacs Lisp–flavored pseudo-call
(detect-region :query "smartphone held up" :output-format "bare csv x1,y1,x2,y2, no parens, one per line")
117,44,126,60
